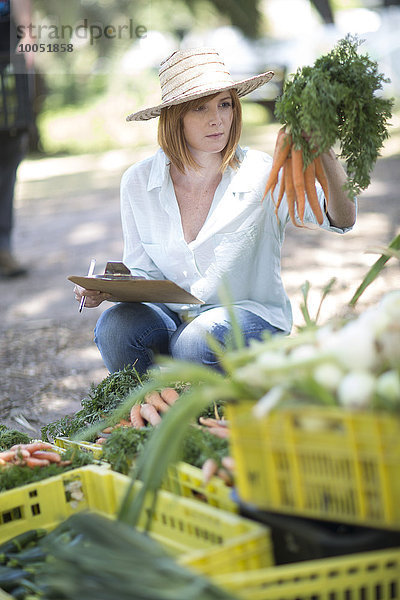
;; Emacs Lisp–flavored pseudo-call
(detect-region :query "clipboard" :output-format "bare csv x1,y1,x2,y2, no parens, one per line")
68,262,204,304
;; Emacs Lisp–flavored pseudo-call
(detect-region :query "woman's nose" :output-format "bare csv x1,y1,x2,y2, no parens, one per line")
209,109,222,126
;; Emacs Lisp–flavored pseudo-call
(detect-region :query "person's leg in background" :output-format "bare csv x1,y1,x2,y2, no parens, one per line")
94,302,182,374
170,306,283,371
0,130,28,278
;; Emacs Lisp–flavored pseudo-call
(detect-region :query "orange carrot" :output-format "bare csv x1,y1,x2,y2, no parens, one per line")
13,448,31,460
202,458,219,484
130,404,145,428
102,426,115,434
0,450,18,462
268,127,286,198
284,156,301,227
25,457,50,468
10,442,53,452
314,155,330,206
221,456,235,473
144,391,170,414
31,450,62,463
102,422,128,434
199,417,228,428
160,387,179,406
291,146,306,224
274,167,286,217
140,403,162,426
304,160,324,225
262,127,292,202
206,427,230,439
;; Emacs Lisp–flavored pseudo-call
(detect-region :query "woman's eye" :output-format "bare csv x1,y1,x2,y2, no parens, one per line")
220,102,232,108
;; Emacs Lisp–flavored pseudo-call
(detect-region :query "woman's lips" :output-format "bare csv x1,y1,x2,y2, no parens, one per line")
206,133,223,138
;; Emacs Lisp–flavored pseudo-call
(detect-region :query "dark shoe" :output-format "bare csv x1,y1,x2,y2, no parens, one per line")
0,250,28,278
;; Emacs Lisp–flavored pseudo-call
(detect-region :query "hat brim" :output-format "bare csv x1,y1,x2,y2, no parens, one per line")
126,70,275,121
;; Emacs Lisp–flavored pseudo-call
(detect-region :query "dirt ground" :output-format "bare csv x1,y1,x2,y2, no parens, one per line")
0,139,399,438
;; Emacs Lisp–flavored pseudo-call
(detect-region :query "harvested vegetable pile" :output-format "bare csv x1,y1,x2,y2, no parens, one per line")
264,35,393,225
0,514,235,600
0,443,94,492
0,441,68,469
101,423,229,477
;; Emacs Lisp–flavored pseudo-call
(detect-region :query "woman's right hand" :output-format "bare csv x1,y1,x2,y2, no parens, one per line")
73,284,112,308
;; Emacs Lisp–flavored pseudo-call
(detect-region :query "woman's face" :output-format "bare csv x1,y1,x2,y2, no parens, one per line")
182,92,234,159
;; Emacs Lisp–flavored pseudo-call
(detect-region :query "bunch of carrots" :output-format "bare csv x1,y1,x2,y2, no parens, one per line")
262,126,329,227
0,441,70,468
96,387,231,441
95,388,236,485
96,387,180,443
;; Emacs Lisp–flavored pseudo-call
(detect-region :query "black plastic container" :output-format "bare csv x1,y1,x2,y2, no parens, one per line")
237,497,400,565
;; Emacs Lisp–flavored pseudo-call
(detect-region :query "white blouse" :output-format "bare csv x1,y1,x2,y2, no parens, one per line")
120,146,354,334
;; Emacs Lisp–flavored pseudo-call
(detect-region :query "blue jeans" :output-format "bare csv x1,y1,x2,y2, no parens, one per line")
94,302,282,374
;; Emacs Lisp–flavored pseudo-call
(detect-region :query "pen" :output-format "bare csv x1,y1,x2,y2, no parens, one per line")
79,258,96,313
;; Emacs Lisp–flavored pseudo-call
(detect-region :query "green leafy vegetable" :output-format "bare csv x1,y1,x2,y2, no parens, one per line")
274,34,393,196
39,513,236,600
179,426,229,469
0,426,31,451
101,427,152,474
101,421,229,475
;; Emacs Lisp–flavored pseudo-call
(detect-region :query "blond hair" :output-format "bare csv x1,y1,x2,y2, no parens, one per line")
158,89,242,174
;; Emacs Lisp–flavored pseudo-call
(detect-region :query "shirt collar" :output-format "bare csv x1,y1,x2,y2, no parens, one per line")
146,146,253,194
147,149,170,192
228,146,256,193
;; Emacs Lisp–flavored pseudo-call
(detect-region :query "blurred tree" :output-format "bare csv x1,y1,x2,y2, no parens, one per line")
28,0,340,152
182,0,335,36
183,0,262,38
309,0,334,24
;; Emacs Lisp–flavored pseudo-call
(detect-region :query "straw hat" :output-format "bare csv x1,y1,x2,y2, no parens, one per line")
126,47,274,121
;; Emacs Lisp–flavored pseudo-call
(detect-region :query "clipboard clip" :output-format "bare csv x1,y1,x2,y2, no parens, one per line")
99,262,134,281
104,261,132,275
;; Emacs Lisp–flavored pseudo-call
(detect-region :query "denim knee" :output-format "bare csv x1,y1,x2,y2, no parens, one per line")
94,302,179,374
170,306,282,370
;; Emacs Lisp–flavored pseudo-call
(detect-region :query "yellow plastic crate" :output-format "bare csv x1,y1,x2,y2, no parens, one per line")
227,403,400,530
55,436,238,513
163,462,238,513
215,547,400,600
55,436,104,459
0,465,273,577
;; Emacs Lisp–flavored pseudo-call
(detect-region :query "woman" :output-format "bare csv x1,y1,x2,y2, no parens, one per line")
74,47,356,374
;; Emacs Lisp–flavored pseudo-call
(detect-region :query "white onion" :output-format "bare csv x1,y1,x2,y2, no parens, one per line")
337,371,376,409
376,370,400,403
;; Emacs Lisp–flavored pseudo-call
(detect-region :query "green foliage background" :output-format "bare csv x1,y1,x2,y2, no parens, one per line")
27,0,398,156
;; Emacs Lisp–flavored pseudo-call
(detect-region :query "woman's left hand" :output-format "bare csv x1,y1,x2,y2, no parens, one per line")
319,148,357,228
